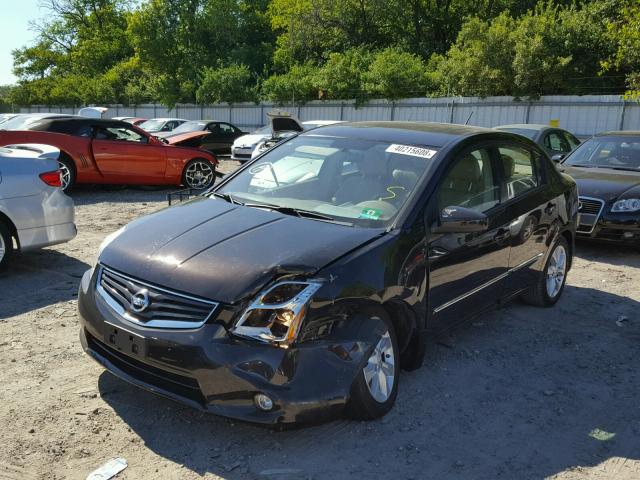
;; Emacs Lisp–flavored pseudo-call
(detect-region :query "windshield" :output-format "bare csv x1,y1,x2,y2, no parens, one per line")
1,115,59,130
564,136,640,171
139,119,166,131
496,128,537,140
217,135,438,228
172,121,206,134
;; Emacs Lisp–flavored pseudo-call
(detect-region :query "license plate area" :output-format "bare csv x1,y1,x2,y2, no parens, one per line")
104,322,147,357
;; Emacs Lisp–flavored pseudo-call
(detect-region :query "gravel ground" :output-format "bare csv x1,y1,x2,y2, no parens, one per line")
0,160,639,480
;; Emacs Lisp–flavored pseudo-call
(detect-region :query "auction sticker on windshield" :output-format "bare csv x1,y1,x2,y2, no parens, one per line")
386,144,437,159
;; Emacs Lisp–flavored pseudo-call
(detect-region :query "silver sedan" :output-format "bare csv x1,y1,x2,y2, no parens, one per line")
0,144,77,270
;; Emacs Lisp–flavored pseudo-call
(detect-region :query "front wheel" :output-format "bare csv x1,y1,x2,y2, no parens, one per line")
346,311,399,420
182,158,216,190
522,236,570,307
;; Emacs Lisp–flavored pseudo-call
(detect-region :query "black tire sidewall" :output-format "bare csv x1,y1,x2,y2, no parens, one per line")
347,309,400,419
182,159,216,190
0,221,13,270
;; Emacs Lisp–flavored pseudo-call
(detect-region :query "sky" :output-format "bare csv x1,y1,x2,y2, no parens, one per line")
0,0,44,85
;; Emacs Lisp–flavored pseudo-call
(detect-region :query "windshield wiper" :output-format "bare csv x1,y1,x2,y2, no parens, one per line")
607,166,640,172
243,202,353,225
212,192,242,205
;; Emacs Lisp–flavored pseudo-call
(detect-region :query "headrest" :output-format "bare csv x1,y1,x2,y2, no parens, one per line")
501,154,515,177
449,154,481,181
392,169,419,189
357,147,388,177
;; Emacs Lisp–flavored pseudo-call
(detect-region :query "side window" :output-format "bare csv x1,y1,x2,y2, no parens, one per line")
498,145,539,200
544,132,570,152
563,132,580,150
94,126,147,143
207,123,219,133
437,148,500,213
219,123,235,136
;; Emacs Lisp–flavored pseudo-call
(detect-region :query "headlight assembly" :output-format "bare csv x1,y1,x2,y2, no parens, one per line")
231,281,322,347
611,198,640,213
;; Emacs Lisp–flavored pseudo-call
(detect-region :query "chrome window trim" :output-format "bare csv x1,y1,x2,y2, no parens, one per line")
433,253,543,313
96,265,219,330
577,196,605,234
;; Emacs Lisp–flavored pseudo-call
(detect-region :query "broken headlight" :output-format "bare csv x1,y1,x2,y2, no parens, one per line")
231,281,322,347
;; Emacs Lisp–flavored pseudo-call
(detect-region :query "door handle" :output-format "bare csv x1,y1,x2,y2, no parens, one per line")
545,202,556,215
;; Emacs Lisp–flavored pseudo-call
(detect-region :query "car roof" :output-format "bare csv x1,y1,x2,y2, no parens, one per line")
145,117,187,122
595,130,640,137
304,121,493,148
495,124,553,131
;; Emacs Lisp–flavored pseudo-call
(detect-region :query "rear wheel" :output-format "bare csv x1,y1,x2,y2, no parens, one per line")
346,310,399,420
522,236,569,307
0,221,14,271
182,158,216,189
58,154,76,192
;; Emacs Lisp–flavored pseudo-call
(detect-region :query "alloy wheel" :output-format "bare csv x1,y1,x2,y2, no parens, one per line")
58,161,71,190
184,160,214,189
0,233,5,263
363,330,395,403
546,244,567,298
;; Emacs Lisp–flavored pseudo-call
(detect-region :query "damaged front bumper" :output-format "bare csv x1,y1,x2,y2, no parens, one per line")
77,268,371,425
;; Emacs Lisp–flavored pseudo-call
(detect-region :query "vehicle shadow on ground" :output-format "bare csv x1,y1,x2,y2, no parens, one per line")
69,186,175,206
0,249,89,319
98,283,640,479
575,240,640,268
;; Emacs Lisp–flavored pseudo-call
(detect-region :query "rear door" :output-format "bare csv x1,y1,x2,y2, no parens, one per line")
91,123,167,183
428,145,512,329
494,142,553,291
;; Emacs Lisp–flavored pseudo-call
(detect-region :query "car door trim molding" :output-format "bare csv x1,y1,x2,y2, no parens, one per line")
433,252,543,313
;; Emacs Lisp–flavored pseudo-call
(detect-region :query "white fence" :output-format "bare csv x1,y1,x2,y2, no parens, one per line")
21,95,640,137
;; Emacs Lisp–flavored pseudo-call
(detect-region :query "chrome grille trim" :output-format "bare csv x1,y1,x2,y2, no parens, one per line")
577,196,605,234
96,264,218,329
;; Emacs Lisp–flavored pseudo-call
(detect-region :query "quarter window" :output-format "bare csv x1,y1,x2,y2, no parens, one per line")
438,148,500,213
498,146,539,199
544,132,570,152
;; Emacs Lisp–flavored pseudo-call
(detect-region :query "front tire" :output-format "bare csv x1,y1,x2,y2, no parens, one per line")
182,158,216,189
522,236,570,307
0,221,14,271
346,310,400,420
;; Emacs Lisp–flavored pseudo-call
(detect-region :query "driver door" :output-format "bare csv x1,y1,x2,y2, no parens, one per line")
428,146,512,330
91,124,167,183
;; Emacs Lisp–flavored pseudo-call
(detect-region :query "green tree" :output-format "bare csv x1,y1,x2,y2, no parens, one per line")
363,48,429,99
196,64,256,103
261,63,319,103
603,0,640,94
314,48,373,101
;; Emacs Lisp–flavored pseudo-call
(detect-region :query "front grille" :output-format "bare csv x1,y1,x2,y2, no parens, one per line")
86,331,206,405
578,197,604,215
97,265,218,329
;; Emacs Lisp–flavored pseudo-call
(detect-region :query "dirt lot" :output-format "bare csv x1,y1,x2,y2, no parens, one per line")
1,161,639,480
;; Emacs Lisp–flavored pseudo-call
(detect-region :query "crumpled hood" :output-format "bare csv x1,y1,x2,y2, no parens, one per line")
99,197,384,304
563,166,640,202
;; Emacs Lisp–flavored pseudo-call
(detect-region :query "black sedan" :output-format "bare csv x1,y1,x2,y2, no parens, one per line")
77,122,577,425
560,131,640,244
495,124,581,159
157,120,245,155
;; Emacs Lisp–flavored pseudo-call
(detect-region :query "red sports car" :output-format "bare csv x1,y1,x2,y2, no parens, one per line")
0,117,218,191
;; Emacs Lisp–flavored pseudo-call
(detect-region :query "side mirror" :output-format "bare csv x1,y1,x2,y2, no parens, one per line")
432,206,488,234
551,153,566,163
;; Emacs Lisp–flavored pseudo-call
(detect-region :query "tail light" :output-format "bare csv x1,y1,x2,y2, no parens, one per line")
39,170,62,187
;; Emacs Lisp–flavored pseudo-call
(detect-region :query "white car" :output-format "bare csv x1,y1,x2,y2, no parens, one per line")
250,119,344,159
0,113,75,131
138,118,188,134
231,118,343,161
0,144,77,270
